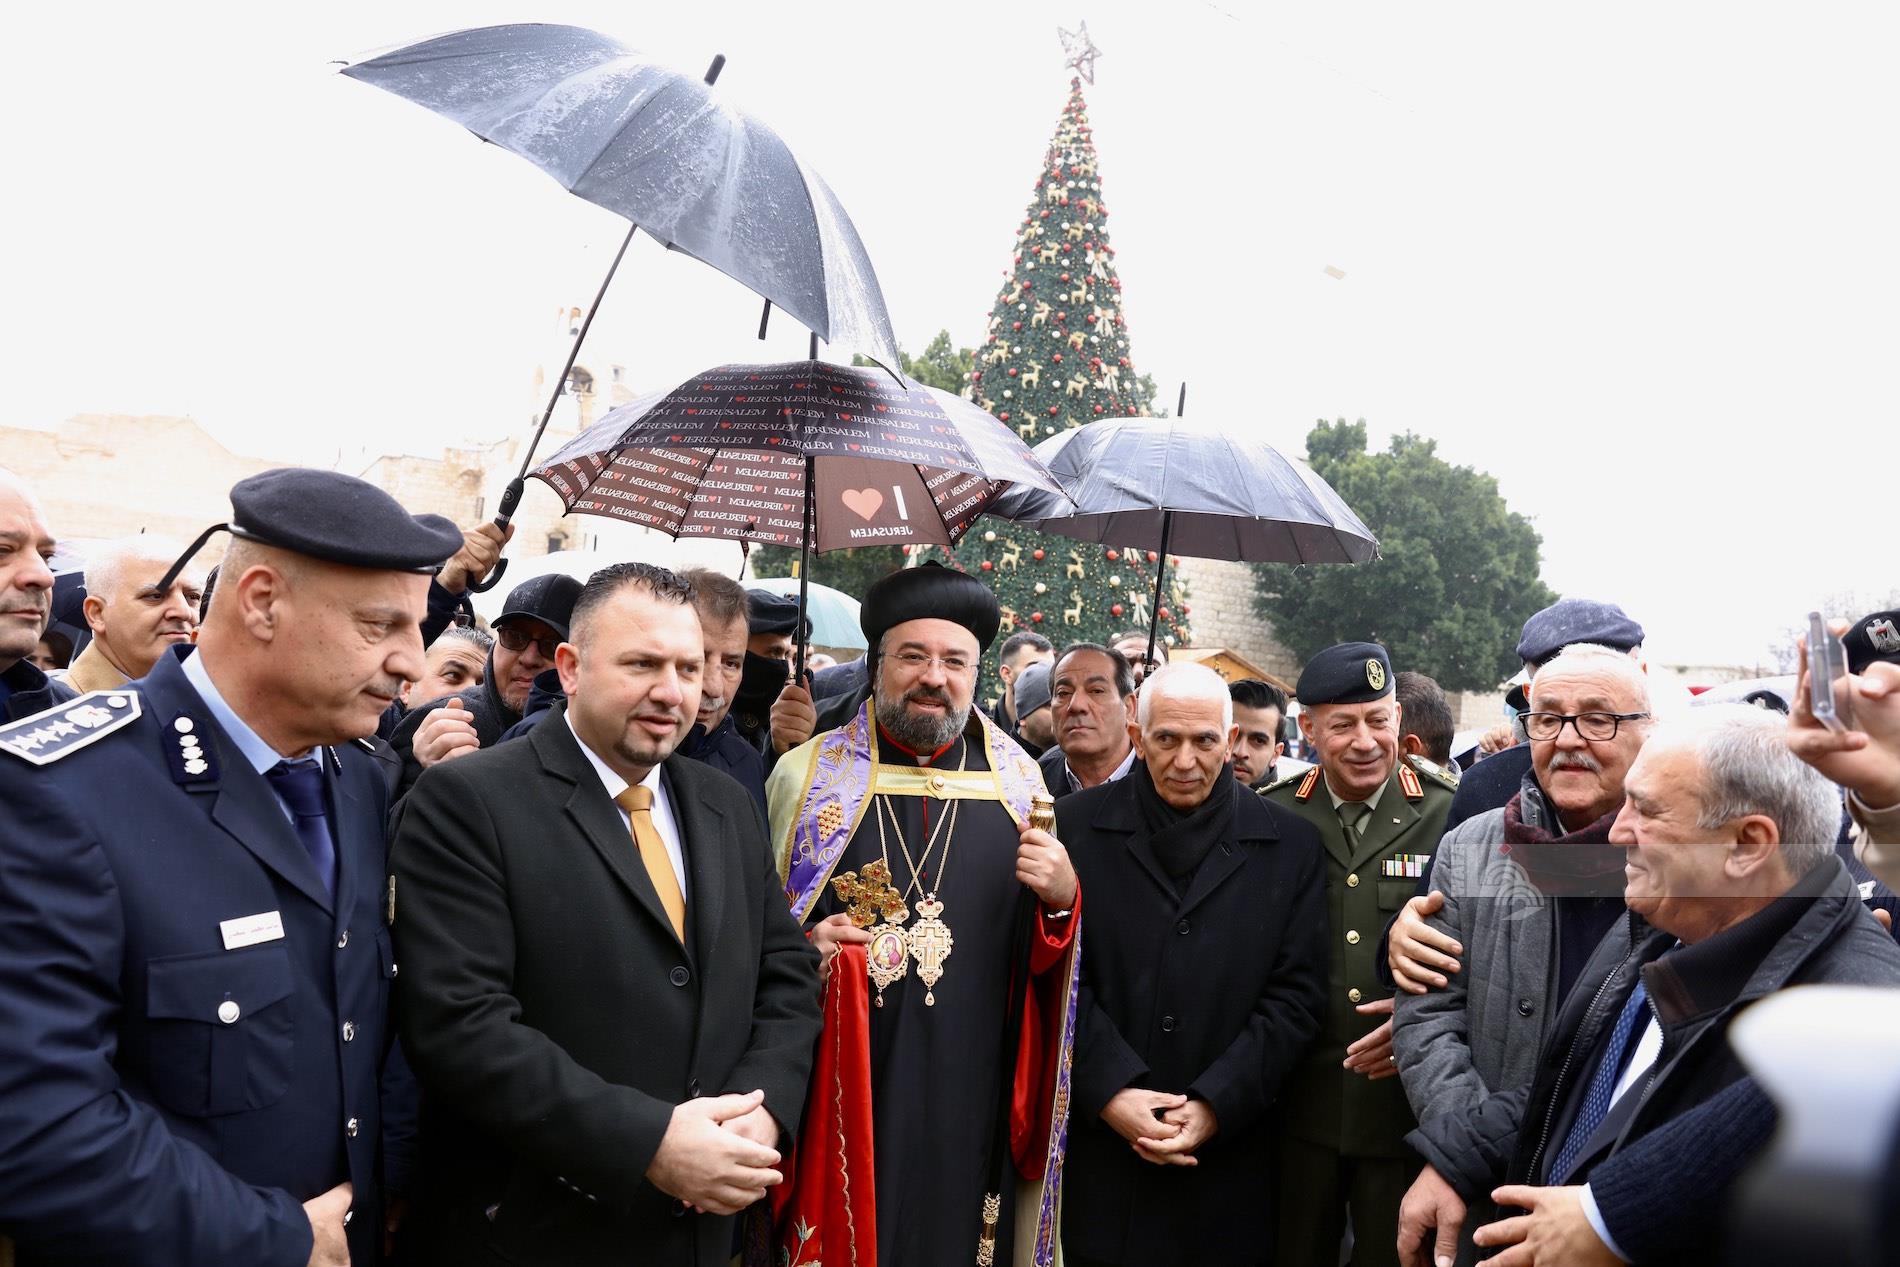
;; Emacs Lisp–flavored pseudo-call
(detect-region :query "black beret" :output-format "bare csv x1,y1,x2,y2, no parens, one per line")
1515,598,1645,665
494,573,583,640
746,589,810,639
1296,641,1394,706
1845,610,1900,675
230,468,463,572
861,562,1001,652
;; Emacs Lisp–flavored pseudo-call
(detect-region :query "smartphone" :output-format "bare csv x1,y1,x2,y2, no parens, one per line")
1807,611,1855,732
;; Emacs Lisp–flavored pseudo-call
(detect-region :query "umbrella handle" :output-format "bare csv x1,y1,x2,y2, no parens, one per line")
465,477,525,594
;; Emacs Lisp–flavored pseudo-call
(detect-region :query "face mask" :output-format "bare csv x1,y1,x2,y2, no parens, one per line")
735,650,791,716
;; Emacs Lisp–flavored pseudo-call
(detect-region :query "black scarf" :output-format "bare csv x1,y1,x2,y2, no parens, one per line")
1130,761,1236,894
1501,767,1624,897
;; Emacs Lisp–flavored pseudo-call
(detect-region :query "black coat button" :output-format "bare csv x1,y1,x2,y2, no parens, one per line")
687,1077,702,1099
1176,919,1190,935
1160,1015,1176,1032
1517,998,1534,1017
669,965,690,988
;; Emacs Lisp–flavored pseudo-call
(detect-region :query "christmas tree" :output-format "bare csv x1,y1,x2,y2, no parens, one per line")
925,65,1191,672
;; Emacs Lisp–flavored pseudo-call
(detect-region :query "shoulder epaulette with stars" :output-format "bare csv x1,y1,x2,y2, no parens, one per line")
0,690,142,766
1405,753,1460,793
1261,765,1313,796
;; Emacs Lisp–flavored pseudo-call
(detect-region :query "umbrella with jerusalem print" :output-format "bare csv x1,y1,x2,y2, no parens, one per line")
530,358,1065,675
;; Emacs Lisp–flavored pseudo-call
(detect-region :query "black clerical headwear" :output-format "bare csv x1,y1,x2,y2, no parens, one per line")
860,562,1002,654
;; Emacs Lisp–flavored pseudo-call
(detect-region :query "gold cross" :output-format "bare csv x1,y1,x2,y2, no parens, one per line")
831,859,908,929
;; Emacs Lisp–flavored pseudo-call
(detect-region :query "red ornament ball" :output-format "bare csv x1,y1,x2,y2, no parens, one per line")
1092,404,1103,414
980,560,993,572
1085,313,1097,324
1007,367,1018,377
1182,605,1192,616
1147,551,1158,562
1106,550,1119,562
1012,320,1022,331
1059,273,1071,283
1052,353,1063,363
1111,603,1124,617
1032,549,1046,561
1040,210,1051,219
999,411,1010,421
1056,311,1067,321
1047,406,1059,415
1158,608,1172,622
1031,611,1044,624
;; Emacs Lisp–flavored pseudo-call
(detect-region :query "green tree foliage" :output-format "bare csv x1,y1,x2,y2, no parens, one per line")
923,77,1188,668
1252,420,1558,693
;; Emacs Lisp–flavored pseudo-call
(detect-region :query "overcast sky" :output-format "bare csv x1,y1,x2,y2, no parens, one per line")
8,2,1896,669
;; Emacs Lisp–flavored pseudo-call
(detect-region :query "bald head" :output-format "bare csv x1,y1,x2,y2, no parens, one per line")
0,468,56,667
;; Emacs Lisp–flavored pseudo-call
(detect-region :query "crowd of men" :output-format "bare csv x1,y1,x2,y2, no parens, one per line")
2,462,1900,1267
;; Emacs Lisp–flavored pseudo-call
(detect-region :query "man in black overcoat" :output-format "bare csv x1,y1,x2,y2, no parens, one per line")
1062,662,1329,1267
391,563,821,1266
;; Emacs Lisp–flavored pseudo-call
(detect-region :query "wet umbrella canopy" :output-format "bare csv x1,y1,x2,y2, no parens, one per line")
531,360,1063,672
342,24,900,369
988,415,1378,665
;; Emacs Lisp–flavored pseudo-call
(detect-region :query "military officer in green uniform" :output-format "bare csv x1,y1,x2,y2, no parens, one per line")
1265,642,1454,1267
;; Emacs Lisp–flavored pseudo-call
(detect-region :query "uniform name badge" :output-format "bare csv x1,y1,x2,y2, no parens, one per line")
220,910,286,950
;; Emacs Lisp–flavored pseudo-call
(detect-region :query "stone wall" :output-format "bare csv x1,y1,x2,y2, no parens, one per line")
1174,557,1302,683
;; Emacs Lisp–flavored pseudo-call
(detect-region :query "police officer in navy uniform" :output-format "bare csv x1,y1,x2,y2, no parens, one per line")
1263,641,1455,1267
0,468,461,1267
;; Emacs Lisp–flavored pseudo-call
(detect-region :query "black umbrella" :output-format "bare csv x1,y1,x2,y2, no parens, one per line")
341,23,903,586
531,359,1064,675
988,412,1379,668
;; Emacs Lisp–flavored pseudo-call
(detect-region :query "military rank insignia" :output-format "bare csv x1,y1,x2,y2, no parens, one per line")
0,690,141,765
1382,853,1432,878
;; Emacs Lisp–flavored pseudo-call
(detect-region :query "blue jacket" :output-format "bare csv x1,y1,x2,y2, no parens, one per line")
0,656,76,722
0,647,405,1266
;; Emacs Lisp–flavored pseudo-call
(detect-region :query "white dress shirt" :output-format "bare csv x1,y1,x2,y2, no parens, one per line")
565,712,687,900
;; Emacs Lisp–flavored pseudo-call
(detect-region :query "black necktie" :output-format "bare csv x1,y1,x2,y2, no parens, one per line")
267,759,337,895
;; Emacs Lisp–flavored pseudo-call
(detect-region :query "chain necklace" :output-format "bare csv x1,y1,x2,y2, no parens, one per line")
866,746,964,1006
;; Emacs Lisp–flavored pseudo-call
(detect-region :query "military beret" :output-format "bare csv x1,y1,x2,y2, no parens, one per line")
152,468,465,597
494,573,583,640
1845,610,1900,675
228,468,463,571
745,589,810,639
1296,641,1393,706
861,562,1001,652
1515,598,1645,666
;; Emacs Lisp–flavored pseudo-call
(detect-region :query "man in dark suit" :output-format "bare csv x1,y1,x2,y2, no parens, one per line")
0,467,462,1266
1063,663,1328,1267
392,562,822,1266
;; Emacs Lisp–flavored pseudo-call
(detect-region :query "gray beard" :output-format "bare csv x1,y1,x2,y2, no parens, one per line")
875,690,970,754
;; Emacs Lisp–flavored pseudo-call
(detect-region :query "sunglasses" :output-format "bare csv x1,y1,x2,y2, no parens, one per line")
496,624,562,659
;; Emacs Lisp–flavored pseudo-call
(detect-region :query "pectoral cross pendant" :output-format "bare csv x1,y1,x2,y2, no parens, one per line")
906,895,954,1005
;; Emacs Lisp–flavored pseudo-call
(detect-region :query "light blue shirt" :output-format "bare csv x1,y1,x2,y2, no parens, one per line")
180,650,307,823
1579,1184,1630,1262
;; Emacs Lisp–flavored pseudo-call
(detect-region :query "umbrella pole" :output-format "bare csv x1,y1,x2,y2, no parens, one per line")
1144,509,1175,672
796,458,814,683
472,52,729,594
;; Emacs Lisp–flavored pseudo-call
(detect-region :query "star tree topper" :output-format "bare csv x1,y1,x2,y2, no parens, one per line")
1058,21,1102,84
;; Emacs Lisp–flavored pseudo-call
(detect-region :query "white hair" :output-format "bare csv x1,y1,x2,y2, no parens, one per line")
1531,642,1652,713
84,536,191,606
1136,662,1234,730
1655,705,1840,872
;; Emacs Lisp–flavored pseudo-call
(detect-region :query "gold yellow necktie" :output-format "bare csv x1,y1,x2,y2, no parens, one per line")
615,784,685,942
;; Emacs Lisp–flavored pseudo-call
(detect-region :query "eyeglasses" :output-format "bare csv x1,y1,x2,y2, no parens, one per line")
886,650,975,676
1523,711,1650,742
496,625,562,659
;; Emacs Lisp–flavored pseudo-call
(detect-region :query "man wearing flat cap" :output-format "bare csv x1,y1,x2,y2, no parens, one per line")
1263,641,1455,1267
766,562,1082,1267
388,570,584,798
0,467,462,1266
